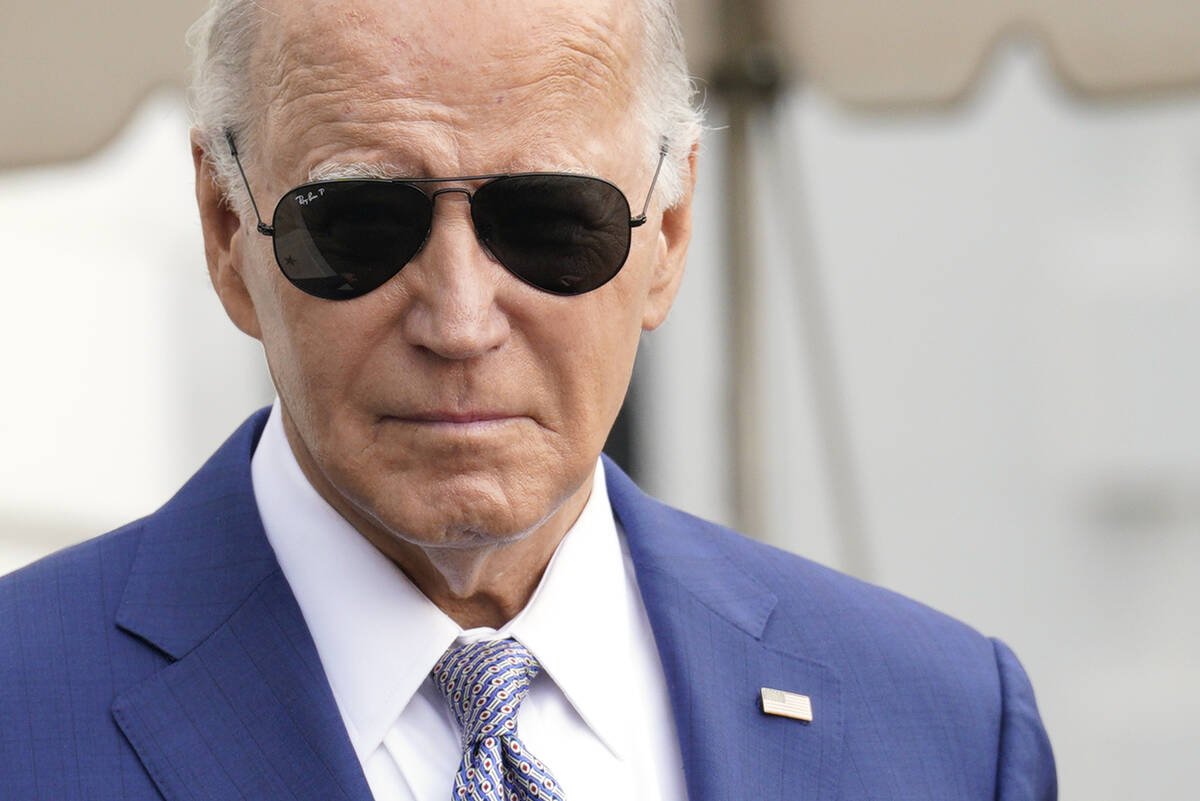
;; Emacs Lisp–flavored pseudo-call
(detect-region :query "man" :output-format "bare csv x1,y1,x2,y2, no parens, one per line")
0,0,1055,799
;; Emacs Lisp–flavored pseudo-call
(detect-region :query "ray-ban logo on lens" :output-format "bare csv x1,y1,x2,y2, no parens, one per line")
296,188,326,206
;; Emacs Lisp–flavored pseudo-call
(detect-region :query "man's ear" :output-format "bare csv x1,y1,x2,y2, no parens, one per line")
641,142,698,331
192,128,263,341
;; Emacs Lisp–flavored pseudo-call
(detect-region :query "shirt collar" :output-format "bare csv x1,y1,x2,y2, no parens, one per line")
502,452,635,761
251,400,633,762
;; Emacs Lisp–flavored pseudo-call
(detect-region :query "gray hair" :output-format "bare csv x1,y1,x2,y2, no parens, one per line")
187,0,703,217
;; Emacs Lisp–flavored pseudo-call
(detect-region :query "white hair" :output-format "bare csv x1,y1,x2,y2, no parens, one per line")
186,0,265,219
187,0,703,217
630,0,704,206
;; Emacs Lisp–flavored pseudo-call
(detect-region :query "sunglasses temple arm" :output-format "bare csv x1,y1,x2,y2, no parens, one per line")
632,139,670,228
224,131,275,236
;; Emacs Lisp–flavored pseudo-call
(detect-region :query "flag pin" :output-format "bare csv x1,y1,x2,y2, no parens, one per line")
760,687,813,722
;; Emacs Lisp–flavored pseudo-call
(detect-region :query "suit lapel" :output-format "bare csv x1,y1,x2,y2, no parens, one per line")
111,410,373,801
112,572,373,801
605,457,843,801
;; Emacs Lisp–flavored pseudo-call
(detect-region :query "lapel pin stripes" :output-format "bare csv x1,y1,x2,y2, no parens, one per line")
760,687,814,722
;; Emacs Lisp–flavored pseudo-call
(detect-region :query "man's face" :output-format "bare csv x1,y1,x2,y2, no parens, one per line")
200,0,692,557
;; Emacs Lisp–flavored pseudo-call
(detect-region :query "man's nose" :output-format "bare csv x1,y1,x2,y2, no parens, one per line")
397,192,511,360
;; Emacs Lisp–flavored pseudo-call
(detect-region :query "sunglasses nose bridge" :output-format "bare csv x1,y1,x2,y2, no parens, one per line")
428,186,474,203
424,184,491,254
414,184,496,275
429,185,470,197
425,185,479,234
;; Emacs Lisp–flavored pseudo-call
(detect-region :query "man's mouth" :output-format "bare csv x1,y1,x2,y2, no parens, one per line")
391,411,523,426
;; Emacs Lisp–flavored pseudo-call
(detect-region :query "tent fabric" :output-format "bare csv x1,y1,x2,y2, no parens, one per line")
680,0,1200,104
4,0,1200,167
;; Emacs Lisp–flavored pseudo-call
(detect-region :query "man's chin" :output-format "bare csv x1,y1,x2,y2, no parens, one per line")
330,457,594,559
354,490,552,551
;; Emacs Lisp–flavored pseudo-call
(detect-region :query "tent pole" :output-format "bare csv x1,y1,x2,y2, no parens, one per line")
717,0,780,540
713,0,873,578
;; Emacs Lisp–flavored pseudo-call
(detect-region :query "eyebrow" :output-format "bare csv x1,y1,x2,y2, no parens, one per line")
307,162,408,182
306,160,588,183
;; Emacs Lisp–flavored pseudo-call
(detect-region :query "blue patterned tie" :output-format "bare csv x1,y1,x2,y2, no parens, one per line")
432,639,567,801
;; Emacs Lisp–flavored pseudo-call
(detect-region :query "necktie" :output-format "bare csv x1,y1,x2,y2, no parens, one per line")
432,638,567,801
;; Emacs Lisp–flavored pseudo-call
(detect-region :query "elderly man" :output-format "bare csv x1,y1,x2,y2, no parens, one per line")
0,0,1055,799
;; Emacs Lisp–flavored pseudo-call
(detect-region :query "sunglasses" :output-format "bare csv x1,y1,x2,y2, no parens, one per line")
225,132,668,299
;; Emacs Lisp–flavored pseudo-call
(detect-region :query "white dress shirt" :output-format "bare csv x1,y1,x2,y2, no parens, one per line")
250,401,687,801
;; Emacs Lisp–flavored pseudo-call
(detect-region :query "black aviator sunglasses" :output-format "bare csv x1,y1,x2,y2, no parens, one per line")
226,132,669,299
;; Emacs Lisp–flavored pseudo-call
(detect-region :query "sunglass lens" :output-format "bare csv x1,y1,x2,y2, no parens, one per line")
472,174,632,295
272,180,432,299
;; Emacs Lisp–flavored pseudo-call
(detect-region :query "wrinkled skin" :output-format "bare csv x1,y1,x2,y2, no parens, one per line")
194,0,695,626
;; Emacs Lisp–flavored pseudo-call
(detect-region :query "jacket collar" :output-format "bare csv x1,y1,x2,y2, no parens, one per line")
112,408,375,801
115,408,277,660
605,455,844,801
603,454,778,639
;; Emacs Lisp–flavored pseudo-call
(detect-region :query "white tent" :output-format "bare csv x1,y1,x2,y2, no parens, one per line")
5,0,1200,166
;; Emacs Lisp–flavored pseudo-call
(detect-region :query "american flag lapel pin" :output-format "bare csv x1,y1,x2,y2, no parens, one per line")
760,687,813,722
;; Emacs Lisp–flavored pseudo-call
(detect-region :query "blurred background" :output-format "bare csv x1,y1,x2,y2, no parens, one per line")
2,0,1198,796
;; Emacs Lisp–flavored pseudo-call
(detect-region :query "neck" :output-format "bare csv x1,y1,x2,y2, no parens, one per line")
393,525,571,629
276,408,596,629
361,486,591,629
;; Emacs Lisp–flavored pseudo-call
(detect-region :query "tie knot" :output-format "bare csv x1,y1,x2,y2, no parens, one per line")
432,638,541,744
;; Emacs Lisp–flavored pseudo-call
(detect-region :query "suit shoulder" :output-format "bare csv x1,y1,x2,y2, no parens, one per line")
1,518,143,595
663,504,999,674
610,467,1055,797
0,520,144,659
678,511,1021,760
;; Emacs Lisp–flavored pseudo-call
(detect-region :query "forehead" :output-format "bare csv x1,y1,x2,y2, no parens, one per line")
253,0,643,177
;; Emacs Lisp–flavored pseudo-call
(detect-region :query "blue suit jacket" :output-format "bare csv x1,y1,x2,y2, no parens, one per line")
1,410,1055,800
